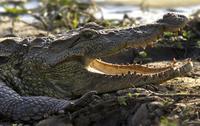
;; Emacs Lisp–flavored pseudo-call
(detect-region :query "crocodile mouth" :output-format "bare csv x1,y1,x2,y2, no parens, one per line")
83,13,190,77
85,29,163,75
84,33,170,75
85,41,192,76
85,29,187,75
86,58,170,75
85,28,190,76
86,56,193,76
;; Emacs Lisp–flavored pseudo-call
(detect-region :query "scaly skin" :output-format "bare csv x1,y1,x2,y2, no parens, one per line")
0,13,193,122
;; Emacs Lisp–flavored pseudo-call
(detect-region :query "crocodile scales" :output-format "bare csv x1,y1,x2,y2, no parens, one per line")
0,13,193,122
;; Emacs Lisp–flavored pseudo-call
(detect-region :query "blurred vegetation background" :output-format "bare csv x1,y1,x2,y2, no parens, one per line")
0,0,200,60
0,0,199,30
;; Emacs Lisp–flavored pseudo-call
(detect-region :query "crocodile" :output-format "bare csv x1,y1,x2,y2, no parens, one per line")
0,13,193,122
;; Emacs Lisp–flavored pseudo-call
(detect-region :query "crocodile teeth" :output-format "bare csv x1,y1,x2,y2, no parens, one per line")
141,45,146,49
173,58,177,63
148,43,154,48
187,58,193,67
187,58,191,62
171,58,177,67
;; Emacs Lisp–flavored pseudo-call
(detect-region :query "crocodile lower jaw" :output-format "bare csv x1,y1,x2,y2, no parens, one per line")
86,58,193,76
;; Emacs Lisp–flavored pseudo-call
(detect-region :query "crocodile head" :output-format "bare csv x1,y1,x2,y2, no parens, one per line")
0,13,192,97
44,13,188,65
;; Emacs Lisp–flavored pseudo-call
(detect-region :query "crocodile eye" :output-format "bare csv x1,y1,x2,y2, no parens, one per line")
80,29,98,39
